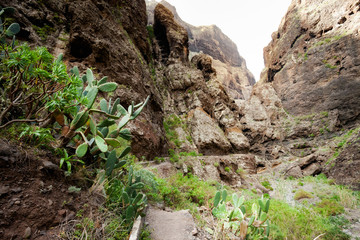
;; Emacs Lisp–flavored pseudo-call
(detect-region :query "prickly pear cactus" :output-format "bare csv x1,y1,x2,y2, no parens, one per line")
212,190,271,240
57,68,149,176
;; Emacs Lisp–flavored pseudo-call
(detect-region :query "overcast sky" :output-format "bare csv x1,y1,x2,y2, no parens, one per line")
155,0,292,80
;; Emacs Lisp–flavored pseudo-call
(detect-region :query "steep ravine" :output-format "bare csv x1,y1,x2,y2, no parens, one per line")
1,0,360,239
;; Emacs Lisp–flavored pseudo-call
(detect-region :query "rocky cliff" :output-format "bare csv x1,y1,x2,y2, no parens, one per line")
2,0,251,159
146,0,255,101
241,0,360,189
3,0,166,159
263,0,360,126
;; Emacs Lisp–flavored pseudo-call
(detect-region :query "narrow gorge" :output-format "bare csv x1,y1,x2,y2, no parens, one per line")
0,0,359,239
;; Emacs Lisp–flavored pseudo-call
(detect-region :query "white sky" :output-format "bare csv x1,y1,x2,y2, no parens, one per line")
156,0,292,80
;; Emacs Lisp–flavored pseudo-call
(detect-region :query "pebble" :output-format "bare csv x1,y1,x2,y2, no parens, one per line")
11,187,22,193
192,228,198,236
48,199,53,206
14,200,21,205
58,209,66,216
23,227,31,239
0,185,10,196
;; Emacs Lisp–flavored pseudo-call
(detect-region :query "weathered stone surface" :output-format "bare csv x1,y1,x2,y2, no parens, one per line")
146,0,255,101
211,58,254,100
263,0,360,125
285,165,303,179
188,107,232,155
145,207,196,240
302,163,321,177
239,82,285,144
183,154,256,186
191,53,216,81
326,130,360,190
225,127,250,152
174,126,198,153
154,3,189,64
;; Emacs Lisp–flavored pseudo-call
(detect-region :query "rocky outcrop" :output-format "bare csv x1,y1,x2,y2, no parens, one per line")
239,80,285,146
188,107,231,155
146,0,255,101
185,154,257,186
263,0,360,125
153,4,188,64
3,0,167,159
191,54,216,81
326,129,360,190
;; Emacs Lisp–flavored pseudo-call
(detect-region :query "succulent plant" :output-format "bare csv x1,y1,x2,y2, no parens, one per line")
57,68,149,176
106,166,147,224
212,190,271,240
0,7,20,48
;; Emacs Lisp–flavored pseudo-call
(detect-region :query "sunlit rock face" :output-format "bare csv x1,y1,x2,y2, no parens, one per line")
263,0,360,125
146,0,255,101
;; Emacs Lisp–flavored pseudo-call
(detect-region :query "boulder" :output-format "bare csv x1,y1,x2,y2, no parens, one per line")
285,166,303,179
188,107,232,155
225,127,250,153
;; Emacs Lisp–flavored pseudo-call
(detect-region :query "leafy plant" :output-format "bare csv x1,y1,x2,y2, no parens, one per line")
212,189,271,240
163,114,187,148
106,166,147,225
47,68,150,177
294,189,313,200
0,44,82,128
0,6,20,47
314,199,344,217
261,181,274,191
59,149,84,175
19,124,54,145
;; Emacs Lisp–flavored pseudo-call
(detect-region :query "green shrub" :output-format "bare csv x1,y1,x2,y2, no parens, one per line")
314,199,344,217
106,166,147,226
212,190,271,239
0,44,82,128
163,114,182,147
18,124,54,146
268,199,345,240
294,189,313,200
261,181,274,191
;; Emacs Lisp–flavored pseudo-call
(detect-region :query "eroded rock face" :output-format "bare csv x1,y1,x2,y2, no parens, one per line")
239,81,285,145
225,127,250,153
4,0,167,159
191,53,216,81
263,0,360,125
146,0,255,101
326,130,360,190
188,107,232,155
183,154,257,186
153,3,189,64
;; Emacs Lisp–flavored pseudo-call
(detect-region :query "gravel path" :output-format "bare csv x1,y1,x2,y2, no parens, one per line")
145,206,197,240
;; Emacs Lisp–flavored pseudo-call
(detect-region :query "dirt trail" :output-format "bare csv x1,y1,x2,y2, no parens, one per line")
145,206,198,240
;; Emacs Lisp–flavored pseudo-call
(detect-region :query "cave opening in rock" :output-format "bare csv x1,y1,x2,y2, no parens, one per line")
69,37,92,59
154,23,170,61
